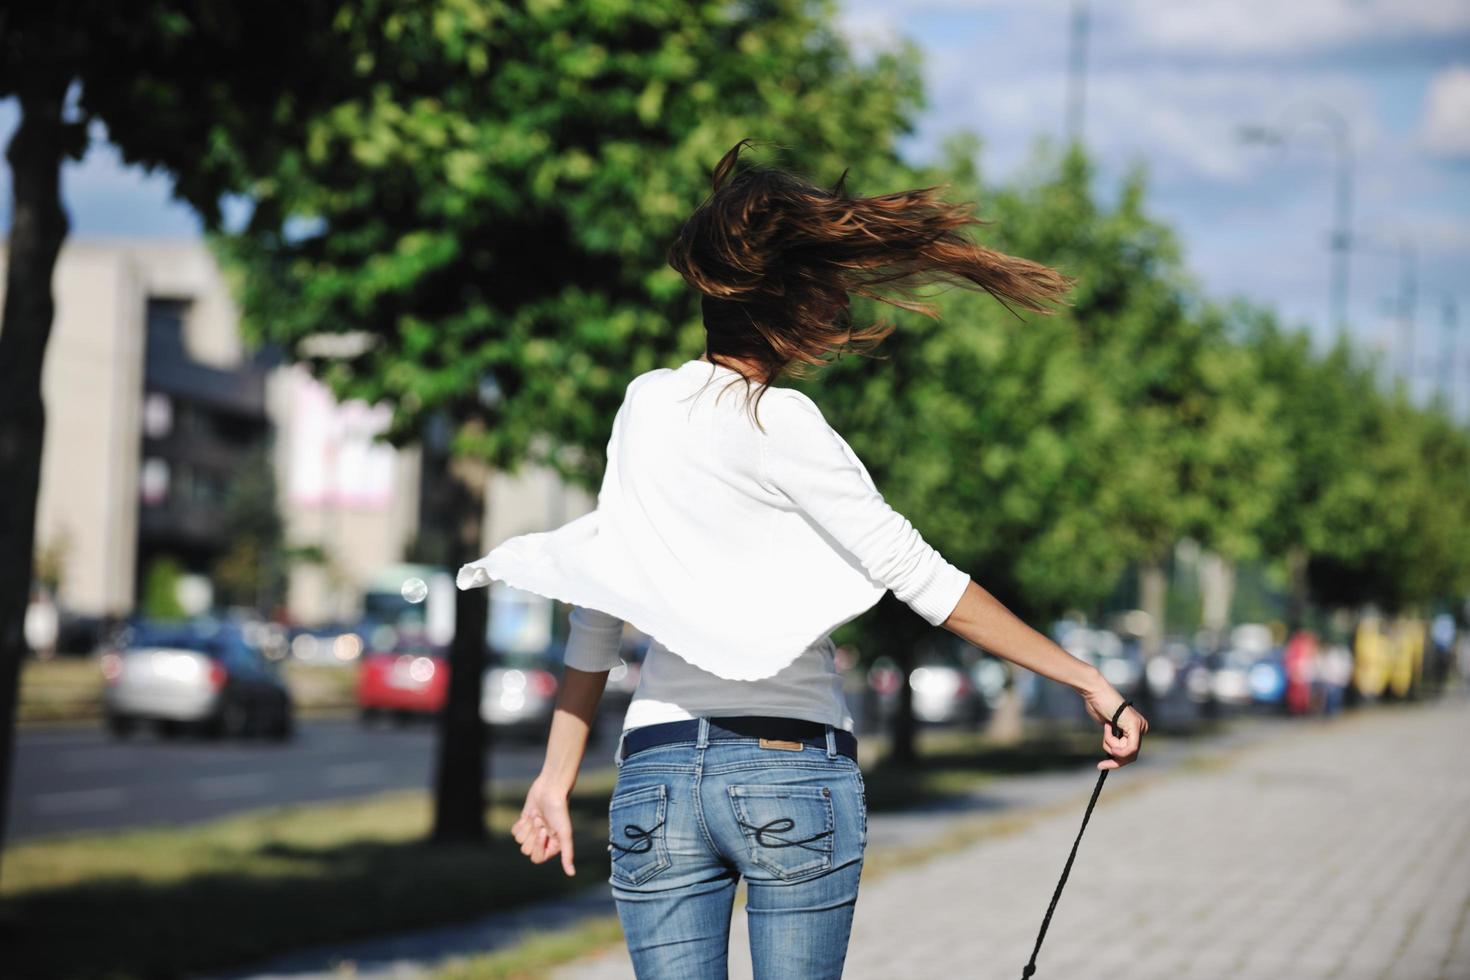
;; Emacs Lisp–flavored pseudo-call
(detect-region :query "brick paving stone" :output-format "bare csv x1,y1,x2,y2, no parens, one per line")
554,696,1470,980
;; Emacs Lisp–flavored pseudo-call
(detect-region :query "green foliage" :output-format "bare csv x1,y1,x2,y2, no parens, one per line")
217,0,927,492
140,556,187,621
199,1,1468,629
803,141,1289,622
809,137,1467,625
1,3,364,217
1242,308,1470,612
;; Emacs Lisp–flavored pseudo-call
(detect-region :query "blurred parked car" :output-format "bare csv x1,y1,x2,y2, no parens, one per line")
290,623,366,666
102,619,293,740
219,607,290,662
59,610,118,656
969,651,1010,711
868,643,988,728
357,632,449,724
1099,636,1144,694
1208,624,1283,708
1024,623,1146,724
481,643,563,741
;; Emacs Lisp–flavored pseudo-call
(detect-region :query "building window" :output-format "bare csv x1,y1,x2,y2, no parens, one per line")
140,458,170,506
142,392,173,440
145,298,191,362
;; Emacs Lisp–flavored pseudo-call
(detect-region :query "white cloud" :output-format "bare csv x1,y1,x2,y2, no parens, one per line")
836,0,1470,59
914,29,1378,186
1421,65,1470,158
835,4,908,61
1117,0,1470,55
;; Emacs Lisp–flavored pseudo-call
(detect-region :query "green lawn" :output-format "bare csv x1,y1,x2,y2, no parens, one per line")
0,774,617,979
17,656,103,724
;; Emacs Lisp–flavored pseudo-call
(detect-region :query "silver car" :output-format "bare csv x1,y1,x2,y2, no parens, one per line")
102,619,294,739
481,646,560,738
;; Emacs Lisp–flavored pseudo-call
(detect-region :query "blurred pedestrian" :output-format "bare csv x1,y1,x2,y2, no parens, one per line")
1319,643,1352,717
24,583,59,660
1283,629,1317,715
461,139,1148,979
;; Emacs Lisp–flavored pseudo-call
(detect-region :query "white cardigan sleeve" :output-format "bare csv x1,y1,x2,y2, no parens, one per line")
760,394,970,627
564,605,626,672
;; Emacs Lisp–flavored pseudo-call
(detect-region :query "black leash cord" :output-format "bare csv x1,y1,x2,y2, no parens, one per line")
1019,699,1133,980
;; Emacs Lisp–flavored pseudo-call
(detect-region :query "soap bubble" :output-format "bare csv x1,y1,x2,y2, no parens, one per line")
401,577,429,604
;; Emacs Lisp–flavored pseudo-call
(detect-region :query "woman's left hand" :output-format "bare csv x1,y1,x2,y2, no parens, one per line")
512,774,577,876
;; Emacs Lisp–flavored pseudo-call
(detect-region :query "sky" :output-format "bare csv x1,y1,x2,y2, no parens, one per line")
837,0,1470,411
2,0,1467,410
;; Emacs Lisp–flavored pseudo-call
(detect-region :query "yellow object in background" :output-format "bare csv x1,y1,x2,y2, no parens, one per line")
1353,615,1425,700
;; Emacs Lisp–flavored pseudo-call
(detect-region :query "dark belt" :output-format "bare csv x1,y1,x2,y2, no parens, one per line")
619,714,858,762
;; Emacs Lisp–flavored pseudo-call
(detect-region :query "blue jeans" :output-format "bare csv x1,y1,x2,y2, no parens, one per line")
607,718,868,979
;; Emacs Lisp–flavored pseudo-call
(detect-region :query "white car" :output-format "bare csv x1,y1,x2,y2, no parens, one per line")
103,619,293,739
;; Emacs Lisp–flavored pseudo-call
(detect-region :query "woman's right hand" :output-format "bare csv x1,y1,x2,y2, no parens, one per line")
512,774,577,876
1081,679,1149,771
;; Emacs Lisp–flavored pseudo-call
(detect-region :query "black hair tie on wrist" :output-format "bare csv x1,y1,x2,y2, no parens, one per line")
1018,696,1137,979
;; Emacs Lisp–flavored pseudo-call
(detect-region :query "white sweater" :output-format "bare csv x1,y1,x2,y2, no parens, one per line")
458,357,971,729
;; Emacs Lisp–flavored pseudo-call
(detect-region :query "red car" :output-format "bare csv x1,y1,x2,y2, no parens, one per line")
357,636,449,723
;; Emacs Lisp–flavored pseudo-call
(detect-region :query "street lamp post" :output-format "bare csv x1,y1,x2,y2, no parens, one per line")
1067,0,1090,146
1439,294,1459,420
1238,102,1355,347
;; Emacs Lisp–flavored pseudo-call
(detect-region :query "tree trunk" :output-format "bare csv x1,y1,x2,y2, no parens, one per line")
1136,559,1167,718
0,80,71,885
1199,551,1235,636
1285,544,1309,632
890,643,917,764
876,597,927,765
431,454,490,844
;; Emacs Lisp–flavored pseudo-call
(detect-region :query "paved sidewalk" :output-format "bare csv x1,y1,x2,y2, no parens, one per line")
556,696,1470,980
217,706,1282,980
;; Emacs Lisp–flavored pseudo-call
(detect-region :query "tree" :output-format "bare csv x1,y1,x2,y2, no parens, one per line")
1243,308,1370,624
1308,382,1469,612
995,148,1287,685
141,556,188,621
894,141,1285,709
212,445,288,613
216,0,932,837
0,0,365,879
782,137,1181,754
811,138,1301,739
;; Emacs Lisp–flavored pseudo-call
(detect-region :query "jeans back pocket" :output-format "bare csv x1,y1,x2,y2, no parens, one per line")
608,783,671,886
727,784,835,881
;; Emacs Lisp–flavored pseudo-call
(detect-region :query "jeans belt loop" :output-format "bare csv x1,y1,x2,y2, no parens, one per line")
825,725,838,759
696,716,711,750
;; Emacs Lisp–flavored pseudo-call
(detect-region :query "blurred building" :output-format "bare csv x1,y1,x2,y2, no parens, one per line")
0,239,594,631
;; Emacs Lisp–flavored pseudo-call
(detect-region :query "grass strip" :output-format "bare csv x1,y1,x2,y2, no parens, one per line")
0,776,615,979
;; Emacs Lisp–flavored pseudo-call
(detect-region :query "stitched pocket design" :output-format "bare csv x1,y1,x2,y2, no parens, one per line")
727,784,835,881
607,783,671,886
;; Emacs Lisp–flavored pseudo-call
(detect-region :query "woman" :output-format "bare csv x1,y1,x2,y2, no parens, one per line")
457,138,1149,979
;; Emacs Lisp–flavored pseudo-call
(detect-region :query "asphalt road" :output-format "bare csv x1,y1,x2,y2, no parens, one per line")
11,686,1212,844
8,713,626,843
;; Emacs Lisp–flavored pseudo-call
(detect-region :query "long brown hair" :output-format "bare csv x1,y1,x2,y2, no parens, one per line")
667,138,1074,424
